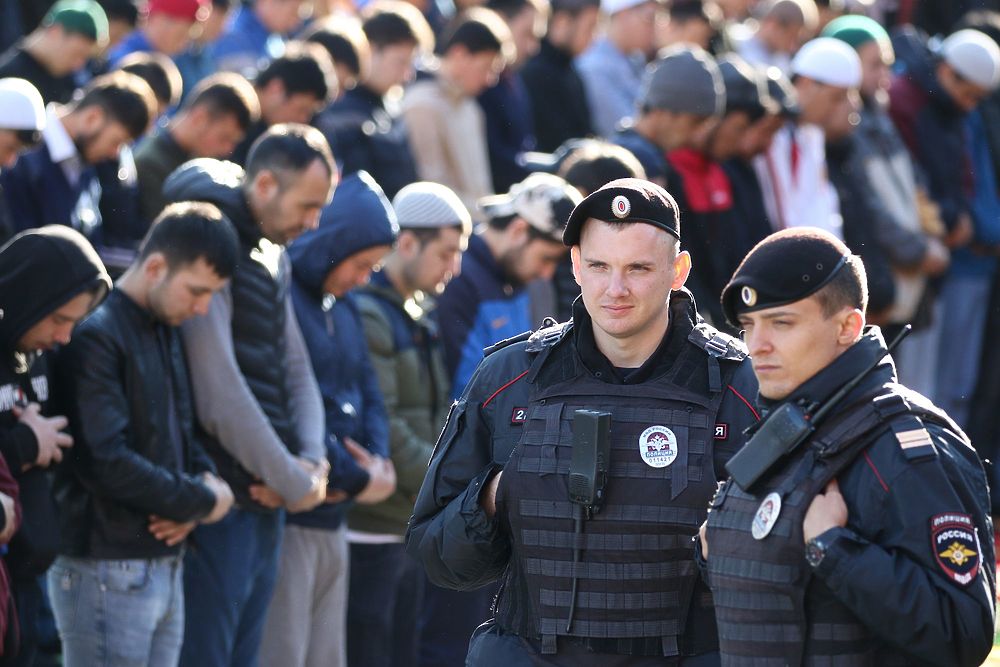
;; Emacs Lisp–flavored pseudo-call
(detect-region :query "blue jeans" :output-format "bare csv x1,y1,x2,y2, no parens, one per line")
46,555,185,667
347,542,424,667
180,509,283,667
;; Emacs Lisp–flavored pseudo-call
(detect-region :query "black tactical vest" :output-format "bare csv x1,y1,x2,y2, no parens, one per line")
202,236,301,503
705,385,961,665
494,322,745,657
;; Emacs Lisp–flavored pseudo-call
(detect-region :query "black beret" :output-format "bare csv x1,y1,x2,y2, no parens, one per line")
562,178,680,246
721,227,851,326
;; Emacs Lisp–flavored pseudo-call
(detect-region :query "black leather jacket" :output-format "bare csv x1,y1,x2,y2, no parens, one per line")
53,290,217,559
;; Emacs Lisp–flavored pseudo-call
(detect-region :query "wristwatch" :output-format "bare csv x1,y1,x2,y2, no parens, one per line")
805,534,832,569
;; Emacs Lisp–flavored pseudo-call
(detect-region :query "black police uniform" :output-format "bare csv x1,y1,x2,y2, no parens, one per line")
406,180,762,665
702,229,996,666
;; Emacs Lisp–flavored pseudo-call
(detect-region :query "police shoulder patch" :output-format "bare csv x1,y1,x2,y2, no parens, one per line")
930,513,980,586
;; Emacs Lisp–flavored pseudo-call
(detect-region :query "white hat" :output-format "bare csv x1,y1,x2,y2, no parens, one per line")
0,78,45,132
393,182,473,236
478,173,583,242
601,0,655,16
940,29,1000,91
791,37,862,89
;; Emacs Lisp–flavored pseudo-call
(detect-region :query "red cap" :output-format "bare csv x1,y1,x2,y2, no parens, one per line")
147,0,207,21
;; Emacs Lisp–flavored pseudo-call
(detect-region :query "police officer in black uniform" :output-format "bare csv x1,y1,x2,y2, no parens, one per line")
698,227,996,666
406,178,760,665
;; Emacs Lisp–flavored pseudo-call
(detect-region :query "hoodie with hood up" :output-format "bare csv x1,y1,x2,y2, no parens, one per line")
0,226,110,589
287,171,397,531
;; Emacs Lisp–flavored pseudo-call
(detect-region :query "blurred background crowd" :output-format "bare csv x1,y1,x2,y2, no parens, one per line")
0,0,999,665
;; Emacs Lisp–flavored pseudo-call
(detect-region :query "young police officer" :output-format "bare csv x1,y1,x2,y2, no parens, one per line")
699,227,995,665
407,178,760,664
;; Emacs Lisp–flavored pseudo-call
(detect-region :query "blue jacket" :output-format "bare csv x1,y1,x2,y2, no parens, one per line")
436,233,532,399
0,141,102,242
953,109,1000,277
287,172,397,530
209,5,283,76
478,71,535,193
108,30,152,66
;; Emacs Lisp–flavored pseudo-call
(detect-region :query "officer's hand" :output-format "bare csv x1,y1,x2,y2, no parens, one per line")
698,521,709,559
14,403,73,467
480,471,502,518
803,479,848,543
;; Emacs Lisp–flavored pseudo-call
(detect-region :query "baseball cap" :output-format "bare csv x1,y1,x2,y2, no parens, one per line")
393,182,473,236
147,0,209,21
791,36,862,89
0,79,46,133
478,173,583,243
43,0,110,44
940,28,1000,91
639,46,725,117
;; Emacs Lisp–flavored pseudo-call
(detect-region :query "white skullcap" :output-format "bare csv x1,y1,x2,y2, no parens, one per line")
941,29,1000,91
392,181,472,236
791,37,862,89
0,78,45,132
601,0,655,16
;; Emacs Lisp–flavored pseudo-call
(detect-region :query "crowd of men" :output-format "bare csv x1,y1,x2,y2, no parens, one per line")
0,0,999,664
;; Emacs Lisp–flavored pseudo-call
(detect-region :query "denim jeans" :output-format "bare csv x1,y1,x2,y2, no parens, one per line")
180,508,283,667
347,542,424,667
46,554,185,667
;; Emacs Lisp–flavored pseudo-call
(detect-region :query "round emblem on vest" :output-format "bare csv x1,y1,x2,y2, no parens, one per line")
638,425,678,468
751,492,782,540
612,195,631,219
740,285,757,307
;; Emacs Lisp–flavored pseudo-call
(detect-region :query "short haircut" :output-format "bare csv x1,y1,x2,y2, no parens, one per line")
362,0,434,53
211,0,234,8
438,8,514,63
558,140,646,195
255,42,336,105
140,201,239,278
70,71,157,139
99,0,139,25
486,0,549,21
813,254,868,316
303,16,372,82
670,0,723,26
758,0,818,31
117,51,183,109
549,0,601,18
183,72,260,131
244,122,336,188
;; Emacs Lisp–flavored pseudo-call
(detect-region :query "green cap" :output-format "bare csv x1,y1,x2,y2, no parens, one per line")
43,0,110,45
822,14,893,64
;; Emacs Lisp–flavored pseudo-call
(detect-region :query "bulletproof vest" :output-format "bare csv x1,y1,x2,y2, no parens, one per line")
495,322,745,657
706,385,960,665
202,237,301,502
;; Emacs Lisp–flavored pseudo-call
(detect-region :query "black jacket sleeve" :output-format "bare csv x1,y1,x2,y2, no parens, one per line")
0,422,38,473
405,353,522,590
811,425,996,666
63,326,216,523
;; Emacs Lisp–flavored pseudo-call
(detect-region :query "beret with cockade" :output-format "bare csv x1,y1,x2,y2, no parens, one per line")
721,227,853,327
562,178,680,246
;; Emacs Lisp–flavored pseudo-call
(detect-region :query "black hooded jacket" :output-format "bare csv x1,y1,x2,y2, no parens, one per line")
0,226,110,578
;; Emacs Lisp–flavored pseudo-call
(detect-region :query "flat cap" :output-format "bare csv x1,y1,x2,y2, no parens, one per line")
563,178,680,245
721,227,851,326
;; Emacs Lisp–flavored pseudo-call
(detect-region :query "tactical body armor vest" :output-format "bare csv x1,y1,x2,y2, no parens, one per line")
203,237,301,504
706,385,963,665
494,321,745,657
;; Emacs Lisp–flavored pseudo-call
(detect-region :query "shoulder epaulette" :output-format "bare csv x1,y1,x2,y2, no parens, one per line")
525,319,573,353
483,330,533,357
688,323,748,362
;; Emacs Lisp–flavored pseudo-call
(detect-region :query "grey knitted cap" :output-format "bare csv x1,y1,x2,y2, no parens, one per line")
638,46,726,117
392,182,473,236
